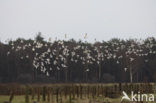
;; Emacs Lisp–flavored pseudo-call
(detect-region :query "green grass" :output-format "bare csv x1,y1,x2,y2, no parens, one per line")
0,83,155,103
0,95,25,103
0,95,123,103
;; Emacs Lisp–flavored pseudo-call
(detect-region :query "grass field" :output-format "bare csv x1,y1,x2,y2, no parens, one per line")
0,83,155,103
0,95,122,103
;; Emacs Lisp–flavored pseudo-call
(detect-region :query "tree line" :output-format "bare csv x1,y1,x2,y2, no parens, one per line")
0,34,156,83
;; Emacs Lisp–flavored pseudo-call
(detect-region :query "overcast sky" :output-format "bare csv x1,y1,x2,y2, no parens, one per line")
0,0,156,42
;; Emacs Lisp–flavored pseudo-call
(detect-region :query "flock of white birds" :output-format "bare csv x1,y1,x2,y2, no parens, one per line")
6,37,156,81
